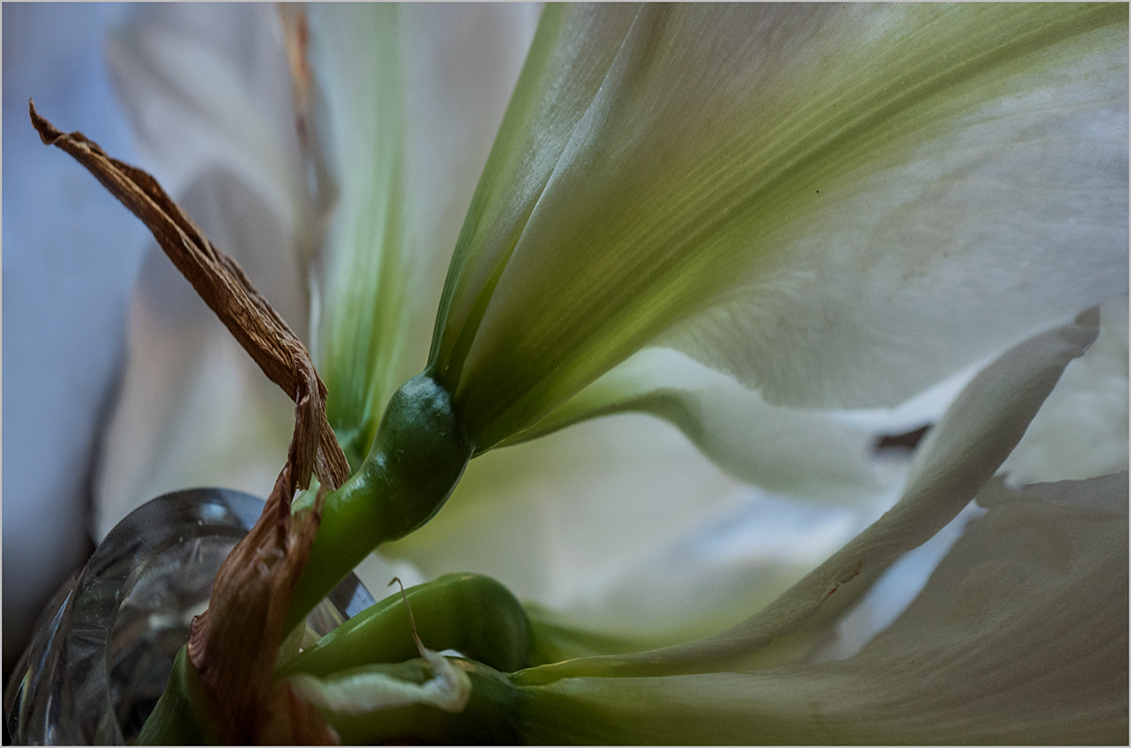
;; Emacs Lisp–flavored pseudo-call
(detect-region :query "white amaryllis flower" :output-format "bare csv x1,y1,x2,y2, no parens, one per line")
30,2,1127,743
93,2,903,644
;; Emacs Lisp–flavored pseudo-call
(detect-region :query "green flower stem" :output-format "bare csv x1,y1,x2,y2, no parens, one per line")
142,375,475,742
287,374,473,633
136,648,217,745
278,573,533,677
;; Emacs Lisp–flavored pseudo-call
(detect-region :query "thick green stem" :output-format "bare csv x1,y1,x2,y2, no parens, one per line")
136,648,217,745
286,374,472,632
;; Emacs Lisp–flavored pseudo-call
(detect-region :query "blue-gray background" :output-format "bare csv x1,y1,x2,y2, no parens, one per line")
3,3,150,679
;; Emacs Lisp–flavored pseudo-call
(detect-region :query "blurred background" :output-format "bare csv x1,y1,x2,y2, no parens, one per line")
2,3,149,684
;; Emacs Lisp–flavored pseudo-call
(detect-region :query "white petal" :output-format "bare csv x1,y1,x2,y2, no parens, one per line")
1001,294,1129,484
515,472,1128,744
430,4,1127,448
649,6,1128,412
389,381,895,651
386,412,749,612
519,312,1097,678
528,489,890,651
391,311,1094,655
95,6,316,528
93,174,301,535
503,347,887,502
288,654,470,717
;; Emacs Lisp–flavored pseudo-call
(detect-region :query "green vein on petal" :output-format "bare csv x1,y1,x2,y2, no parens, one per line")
428,3,642,391
307,4,411,469
309,5,539,469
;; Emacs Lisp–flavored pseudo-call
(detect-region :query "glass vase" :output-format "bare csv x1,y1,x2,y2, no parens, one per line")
3,488,374,745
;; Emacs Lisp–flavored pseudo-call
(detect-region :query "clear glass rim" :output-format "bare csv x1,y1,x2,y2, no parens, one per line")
4,487,375,745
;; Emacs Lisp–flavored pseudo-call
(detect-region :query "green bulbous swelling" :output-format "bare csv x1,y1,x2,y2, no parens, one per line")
287,374,472,632
370,374,474,537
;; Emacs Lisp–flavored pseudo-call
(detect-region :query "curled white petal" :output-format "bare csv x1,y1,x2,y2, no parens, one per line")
1001,294,1129,484
519,311,1098,678
502,347,887,502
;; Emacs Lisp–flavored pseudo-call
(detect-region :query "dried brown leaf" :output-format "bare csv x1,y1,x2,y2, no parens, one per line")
30,100,348,743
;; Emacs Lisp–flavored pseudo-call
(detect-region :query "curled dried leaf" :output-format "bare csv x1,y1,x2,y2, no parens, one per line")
30,100,347,743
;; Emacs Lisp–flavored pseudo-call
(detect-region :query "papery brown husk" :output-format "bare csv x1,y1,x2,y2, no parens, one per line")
31,101,348,744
